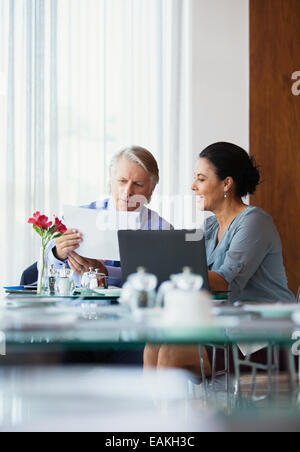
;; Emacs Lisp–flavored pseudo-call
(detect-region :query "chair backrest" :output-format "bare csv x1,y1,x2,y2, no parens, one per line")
297,287,300,304
20,262,38,286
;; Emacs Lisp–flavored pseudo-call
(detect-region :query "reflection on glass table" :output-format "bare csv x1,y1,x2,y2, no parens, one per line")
1,366,300,432
0,366,217,432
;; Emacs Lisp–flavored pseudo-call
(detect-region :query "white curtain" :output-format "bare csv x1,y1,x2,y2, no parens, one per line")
0,0,196,285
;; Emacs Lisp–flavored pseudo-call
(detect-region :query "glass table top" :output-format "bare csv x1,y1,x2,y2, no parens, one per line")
0,294,299,350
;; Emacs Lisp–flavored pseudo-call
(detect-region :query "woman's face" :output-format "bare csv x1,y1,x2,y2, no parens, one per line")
191,158,226,211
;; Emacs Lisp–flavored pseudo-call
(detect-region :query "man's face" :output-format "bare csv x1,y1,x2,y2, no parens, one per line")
110,157,155,211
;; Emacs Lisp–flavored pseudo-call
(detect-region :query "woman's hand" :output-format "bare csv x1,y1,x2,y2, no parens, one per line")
68,252,108,276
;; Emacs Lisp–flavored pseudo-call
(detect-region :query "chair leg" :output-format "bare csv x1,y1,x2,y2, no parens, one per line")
198,345,209,401
204,345,233,410
284,347,297,395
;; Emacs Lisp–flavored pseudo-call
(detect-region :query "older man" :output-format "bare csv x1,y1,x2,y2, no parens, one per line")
46,146,171,287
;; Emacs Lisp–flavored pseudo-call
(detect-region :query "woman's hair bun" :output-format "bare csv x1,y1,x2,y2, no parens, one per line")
241,155,260,196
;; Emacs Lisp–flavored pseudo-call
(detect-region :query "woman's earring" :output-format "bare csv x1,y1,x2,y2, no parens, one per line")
224,192,227,199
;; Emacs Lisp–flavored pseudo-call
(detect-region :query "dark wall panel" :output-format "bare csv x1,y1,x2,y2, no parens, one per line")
250,0,300,295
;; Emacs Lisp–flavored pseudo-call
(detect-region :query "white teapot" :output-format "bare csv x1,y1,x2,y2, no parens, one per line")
158,267,213,326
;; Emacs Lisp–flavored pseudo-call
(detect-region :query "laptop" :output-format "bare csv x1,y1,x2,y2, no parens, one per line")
118,230,209,290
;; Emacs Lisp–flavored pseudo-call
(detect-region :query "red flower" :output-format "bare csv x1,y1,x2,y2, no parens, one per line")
37,215,53,230
54,217,67,234
28,212,53,230
28,211,40,224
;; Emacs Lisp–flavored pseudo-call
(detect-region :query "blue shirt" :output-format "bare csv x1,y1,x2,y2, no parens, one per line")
204,206,295,303
46,198,172,287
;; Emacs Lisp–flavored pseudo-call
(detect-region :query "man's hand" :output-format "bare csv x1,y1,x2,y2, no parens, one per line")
68,252,108,276
55,229,83,261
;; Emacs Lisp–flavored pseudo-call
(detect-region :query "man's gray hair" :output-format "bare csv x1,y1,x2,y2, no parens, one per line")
109,146,160,188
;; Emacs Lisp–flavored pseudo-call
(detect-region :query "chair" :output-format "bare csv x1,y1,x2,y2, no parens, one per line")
232,344,279,402
197,345,232,410
198,343,281,406
20,262,38,286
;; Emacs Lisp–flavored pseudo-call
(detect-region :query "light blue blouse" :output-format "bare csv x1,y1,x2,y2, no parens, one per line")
204,206,295,303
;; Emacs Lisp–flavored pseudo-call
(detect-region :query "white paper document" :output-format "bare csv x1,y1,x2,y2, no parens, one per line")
63,205,141,261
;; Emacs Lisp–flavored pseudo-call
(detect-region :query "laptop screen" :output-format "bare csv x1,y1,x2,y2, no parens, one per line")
118,230,209,290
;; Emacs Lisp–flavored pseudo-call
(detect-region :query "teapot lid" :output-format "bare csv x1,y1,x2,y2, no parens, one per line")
128,267,158,292
170,267,203,291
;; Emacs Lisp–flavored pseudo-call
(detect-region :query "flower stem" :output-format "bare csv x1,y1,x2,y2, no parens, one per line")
38,245,46,295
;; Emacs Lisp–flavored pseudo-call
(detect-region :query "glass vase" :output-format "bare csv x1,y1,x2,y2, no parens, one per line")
37,246,48,295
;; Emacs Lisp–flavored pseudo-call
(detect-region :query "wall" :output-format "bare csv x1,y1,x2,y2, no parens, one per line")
191,0,249,159
250,0,300,295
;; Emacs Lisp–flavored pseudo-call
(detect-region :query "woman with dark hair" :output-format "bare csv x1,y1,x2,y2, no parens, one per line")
193,141,295,303
144,142,294,376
